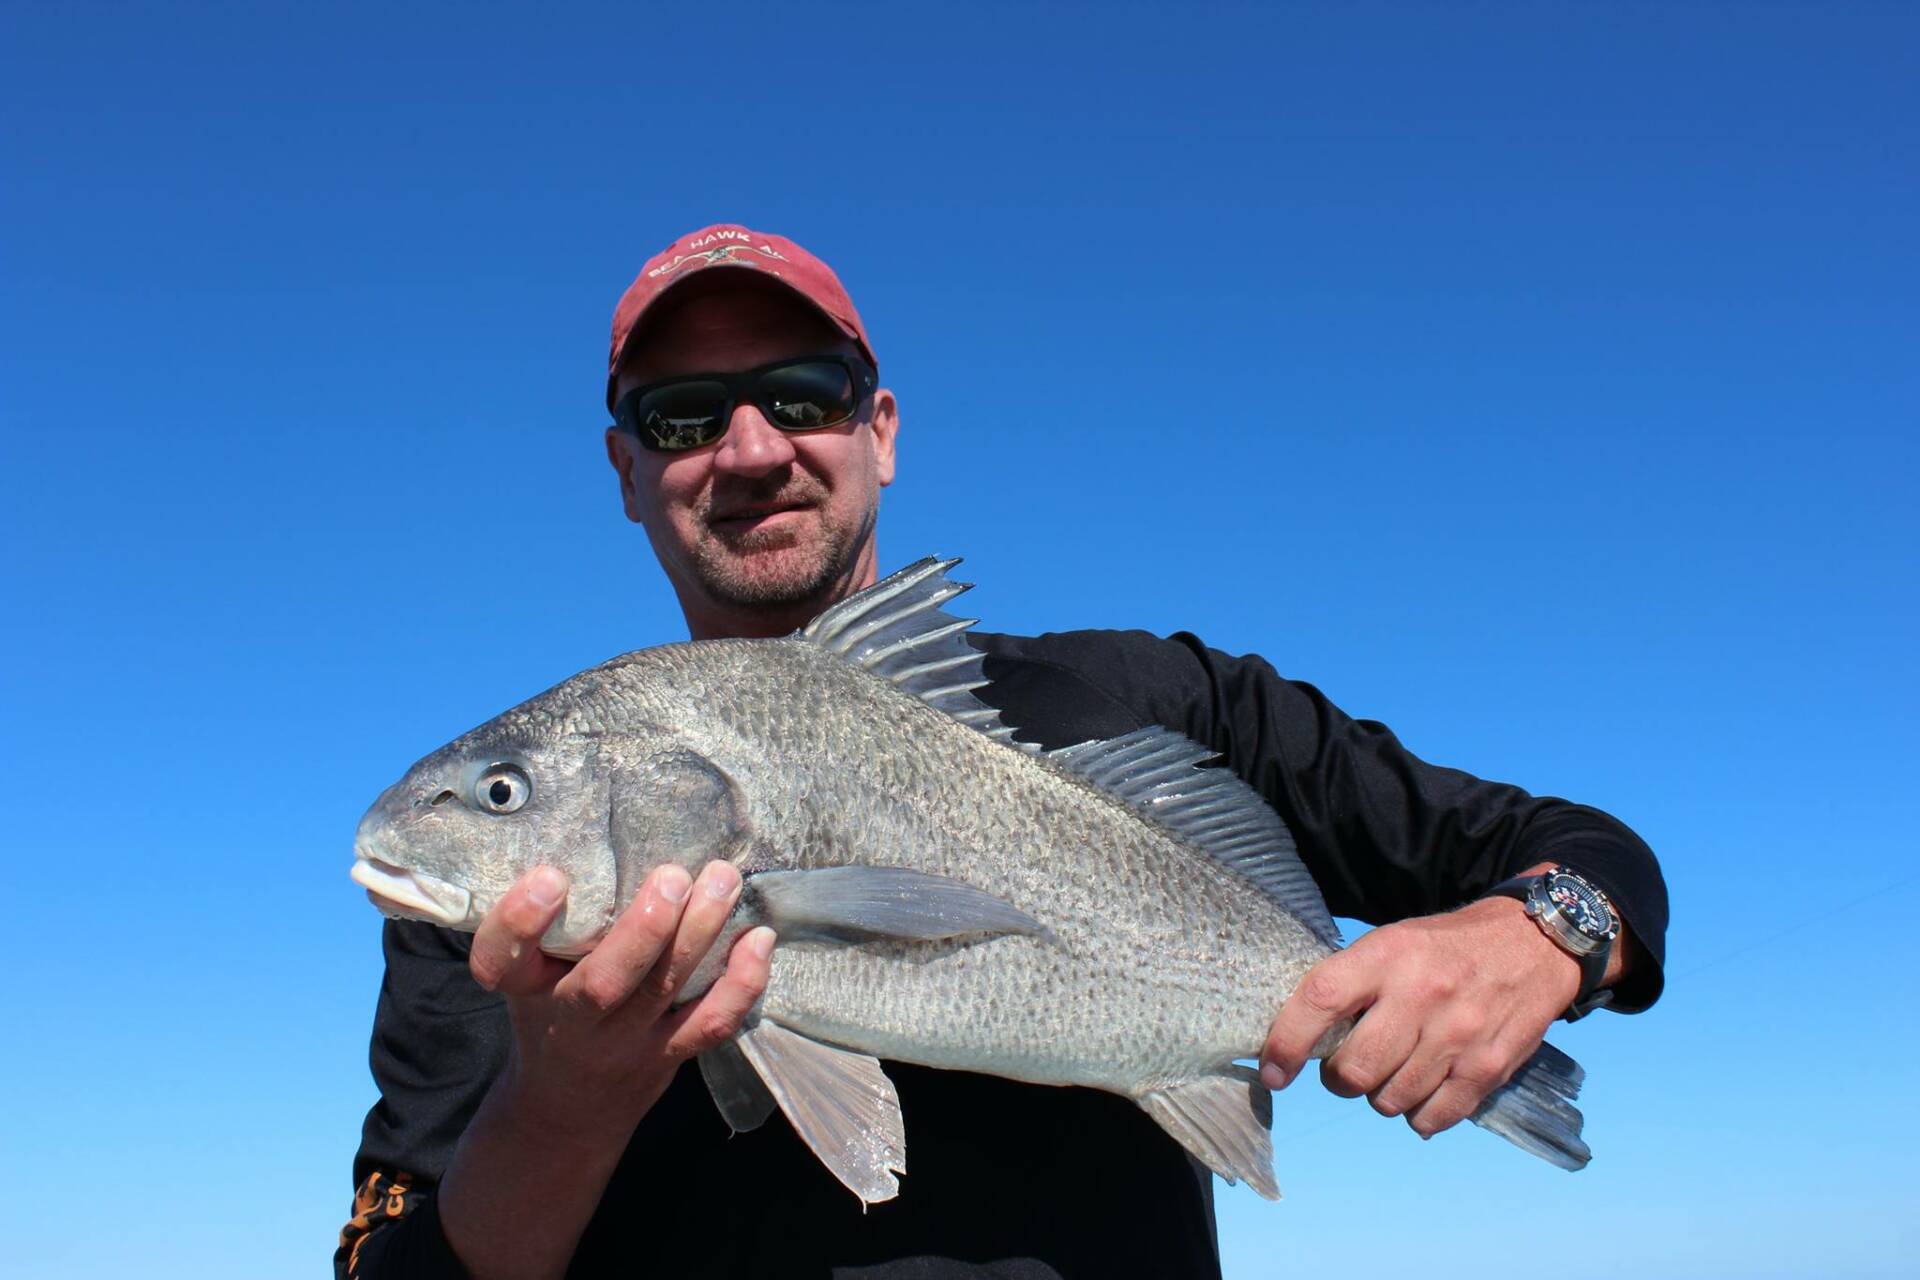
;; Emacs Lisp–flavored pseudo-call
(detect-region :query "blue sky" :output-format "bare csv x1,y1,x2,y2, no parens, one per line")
2,2,1914,1276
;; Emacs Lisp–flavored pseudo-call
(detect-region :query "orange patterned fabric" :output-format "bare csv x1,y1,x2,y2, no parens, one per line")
338,1168,415,1277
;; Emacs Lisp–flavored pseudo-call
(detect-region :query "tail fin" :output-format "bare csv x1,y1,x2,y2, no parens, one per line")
1469,1041,1591,1170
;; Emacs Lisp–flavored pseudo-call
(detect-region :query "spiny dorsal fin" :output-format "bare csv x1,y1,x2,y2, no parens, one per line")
804,559,1336,946
1047,727,1341,948
800,556,1038,753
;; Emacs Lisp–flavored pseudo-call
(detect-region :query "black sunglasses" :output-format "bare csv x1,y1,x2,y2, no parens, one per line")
613,355,878,453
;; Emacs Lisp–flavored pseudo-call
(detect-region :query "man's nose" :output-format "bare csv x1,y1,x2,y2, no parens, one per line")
712,402,797,478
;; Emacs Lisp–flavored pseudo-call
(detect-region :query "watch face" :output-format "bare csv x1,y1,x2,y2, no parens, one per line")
1546,873,1617,940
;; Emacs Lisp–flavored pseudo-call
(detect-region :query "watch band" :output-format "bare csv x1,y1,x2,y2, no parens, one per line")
1484,868,1617,1021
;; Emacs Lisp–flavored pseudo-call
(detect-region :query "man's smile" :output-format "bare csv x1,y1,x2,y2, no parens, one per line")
710,503,809,531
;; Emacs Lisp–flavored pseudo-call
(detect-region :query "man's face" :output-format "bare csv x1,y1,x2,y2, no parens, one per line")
604,277,898,639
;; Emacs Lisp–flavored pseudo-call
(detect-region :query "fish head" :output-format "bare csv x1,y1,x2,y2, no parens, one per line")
352,722,631,953
354,706,753,956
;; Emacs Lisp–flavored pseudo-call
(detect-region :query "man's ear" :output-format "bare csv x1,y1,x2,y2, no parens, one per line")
605,427,646,523
870,389,899,488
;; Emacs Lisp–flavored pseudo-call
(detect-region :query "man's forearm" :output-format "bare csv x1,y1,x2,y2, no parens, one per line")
426,862,773,1280
435,1065,644,1280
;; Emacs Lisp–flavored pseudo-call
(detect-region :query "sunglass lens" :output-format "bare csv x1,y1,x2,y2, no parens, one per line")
631,381,730,450
762,361,858,430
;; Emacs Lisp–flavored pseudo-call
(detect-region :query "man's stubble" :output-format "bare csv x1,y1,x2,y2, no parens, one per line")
688,471,876,613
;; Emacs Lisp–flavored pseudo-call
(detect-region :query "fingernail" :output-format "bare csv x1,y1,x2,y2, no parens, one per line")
703,861,741,900
527,867,565,907
656,865,692,904
1260,1063,1287,1091
748,926,776,959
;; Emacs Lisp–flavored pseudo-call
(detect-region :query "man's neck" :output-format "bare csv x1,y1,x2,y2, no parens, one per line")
681,598,818,641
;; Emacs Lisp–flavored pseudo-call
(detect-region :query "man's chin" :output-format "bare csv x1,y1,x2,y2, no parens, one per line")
693,535,840,610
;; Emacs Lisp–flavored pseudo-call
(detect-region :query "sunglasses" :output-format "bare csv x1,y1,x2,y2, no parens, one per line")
613,355,878,453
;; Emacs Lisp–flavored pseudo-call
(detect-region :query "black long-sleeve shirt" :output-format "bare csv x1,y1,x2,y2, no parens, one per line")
338,629,1668,1280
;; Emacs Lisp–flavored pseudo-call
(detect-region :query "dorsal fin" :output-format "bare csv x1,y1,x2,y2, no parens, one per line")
1047,727,1341,948
800,556,1038,752
804,559,1337,946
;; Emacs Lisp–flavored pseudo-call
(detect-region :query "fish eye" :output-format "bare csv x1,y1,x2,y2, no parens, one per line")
474,764,531,814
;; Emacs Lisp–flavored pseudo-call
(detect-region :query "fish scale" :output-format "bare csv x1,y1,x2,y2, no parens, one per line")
353,556,1595,1206
654,637,1325,1085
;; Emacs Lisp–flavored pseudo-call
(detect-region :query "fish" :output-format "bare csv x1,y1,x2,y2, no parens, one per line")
352,556,1591,1203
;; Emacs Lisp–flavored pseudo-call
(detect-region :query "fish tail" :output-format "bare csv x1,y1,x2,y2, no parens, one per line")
1468,1041,1592,1171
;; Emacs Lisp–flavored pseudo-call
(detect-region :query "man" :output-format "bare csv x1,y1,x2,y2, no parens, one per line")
339,225,1667,1279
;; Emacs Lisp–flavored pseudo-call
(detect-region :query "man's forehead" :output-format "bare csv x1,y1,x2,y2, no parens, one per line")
618,275,851,378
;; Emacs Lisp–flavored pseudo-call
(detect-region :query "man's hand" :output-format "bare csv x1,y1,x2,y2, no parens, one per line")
469,860,775,1134
1259,873,1603,1140
437,861,773,1280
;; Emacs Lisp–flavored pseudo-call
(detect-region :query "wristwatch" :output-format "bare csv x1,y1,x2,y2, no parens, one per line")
1484,866,1620,1021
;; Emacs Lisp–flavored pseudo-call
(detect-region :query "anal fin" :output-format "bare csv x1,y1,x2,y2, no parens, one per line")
1139,1068,1279,1201
734,1019,907,1205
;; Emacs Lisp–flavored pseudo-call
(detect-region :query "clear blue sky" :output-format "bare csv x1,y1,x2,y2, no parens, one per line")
3,3,1914,1276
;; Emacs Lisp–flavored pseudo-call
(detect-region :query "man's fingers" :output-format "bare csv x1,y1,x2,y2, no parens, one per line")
1261,952,1378,1090
659,926,776,1060
1405,1047,1521,1138
636,860,743,1013
557,864,693,1018
1319,1012,1419,1105
1367,1035,1449,1119
469,866,573,996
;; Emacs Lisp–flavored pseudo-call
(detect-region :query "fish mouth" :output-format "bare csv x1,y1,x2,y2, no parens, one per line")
351,856,474,927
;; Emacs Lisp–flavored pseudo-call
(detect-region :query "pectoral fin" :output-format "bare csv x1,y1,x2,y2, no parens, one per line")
744,865,1051,944
734,1018,907,1205
1139,1068,1280,1201
697,1037,777,1134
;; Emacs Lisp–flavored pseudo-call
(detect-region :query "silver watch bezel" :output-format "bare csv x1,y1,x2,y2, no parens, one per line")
1523,870,1619,958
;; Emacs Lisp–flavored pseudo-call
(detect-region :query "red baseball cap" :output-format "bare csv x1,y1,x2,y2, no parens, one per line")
605,223,877,412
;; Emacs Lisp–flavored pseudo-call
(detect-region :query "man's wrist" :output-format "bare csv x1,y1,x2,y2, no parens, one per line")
1524,860,1635,989
492,1056,655,1151
1489,861,1633,1016
1466,891,1584,1006
438,1064,646,1280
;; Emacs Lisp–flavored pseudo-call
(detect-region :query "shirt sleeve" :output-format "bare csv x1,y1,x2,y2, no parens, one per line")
335,919,511,1280
989,629,1668,1011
